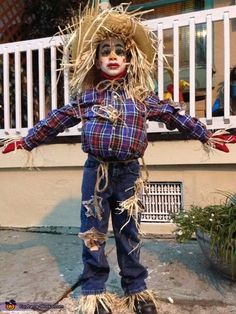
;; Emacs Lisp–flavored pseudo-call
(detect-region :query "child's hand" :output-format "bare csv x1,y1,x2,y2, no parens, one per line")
211,142,229,153
211,133,236,143
2,139,23,154
209,133,236,153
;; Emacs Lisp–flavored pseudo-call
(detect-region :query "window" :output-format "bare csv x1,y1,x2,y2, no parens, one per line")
142,182,183,223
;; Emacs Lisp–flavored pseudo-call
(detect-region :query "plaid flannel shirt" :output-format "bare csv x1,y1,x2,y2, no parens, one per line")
23,88,209,160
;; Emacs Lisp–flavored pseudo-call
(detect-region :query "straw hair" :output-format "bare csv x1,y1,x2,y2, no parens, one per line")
117,177,145,234
59,0,158,101
77,292,120,314
121,289,160,313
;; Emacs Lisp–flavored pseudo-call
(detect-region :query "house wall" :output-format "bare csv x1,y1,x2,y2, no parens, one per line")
1,141,236,234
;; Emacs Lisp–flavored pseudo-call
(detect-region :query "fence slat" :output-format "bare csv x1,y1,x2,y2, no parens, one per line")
15,47,21,133
206,14,213,122
50,44,57,110
26,45,33,129
223,12,230,120
189,17,196,116
3,50,10,133
173,20,179,102
157,23,164,99
63,47,70,105
38,43,45,120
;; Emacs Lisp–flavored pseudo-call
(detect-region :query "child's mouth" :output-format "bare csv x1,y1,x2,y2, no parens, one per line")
107,63,119,69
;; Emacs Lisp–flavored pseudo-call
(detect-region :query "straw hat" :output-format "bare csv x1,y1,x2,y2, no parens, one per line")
60,0,158,100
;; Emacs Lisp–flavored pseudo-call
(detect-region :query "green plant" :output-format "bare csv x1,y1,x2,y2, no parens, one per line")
172,192,236,265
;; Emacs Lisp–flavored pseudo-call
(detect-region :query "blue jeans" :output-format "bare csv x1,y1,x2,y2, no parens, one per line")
79,155,148,296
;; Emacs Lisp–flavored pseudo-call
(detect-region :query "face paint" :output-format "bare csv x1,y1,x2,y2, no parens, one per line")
96,38,127,77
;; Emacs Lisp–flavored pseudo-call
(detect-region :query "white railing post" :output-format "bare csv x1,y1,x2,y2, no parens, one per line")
206,14,213,123
15,45,22,133
223,11,230,121
63,46,70,105
26,44,33,129
157,23,164,99
38,42,45,120
50,42,57,110
189,17,196,117
173,20,179,103
3,49,10,134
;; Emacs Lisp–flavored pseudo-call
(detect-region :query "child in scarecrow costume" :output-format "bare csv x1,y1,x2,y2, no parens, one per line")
2,1,236,313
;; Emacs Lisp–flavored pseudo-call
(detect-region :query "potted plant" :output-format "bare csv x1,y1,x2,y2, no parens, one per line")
172,192,236,280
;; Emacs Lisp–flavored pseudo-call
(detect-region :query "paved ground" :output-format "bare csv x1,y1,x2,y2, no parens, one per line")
0,229,236,313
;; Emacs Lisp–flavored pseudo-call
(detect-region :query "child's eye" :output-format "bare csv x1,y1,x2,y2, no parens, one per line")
115,48,125,56
101,48,111,56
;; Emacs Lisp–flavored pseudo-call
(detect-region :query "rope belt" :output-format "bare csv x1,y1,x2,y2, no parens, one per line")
94,157,137,193
89,155,149,222
96,162,109,193
93,156,149,194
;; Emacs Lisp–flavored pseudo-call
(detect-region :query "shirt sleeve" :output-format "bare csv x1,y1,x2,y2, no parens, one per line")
145,94,210,143
23,101,81,150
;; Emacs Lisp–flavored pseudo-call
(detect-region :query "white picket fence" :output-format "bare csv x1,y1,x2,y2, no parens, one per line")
1,5,236,138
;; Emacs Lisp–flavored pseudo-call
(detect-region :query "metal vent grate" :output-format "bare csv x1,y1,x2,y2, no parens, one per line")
142,182,183,223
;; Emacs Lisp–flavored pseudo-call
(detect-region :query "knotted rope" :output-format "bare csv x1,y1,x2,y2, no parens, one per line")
92,104,123,124
96,78,125,92
95,161,109,193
